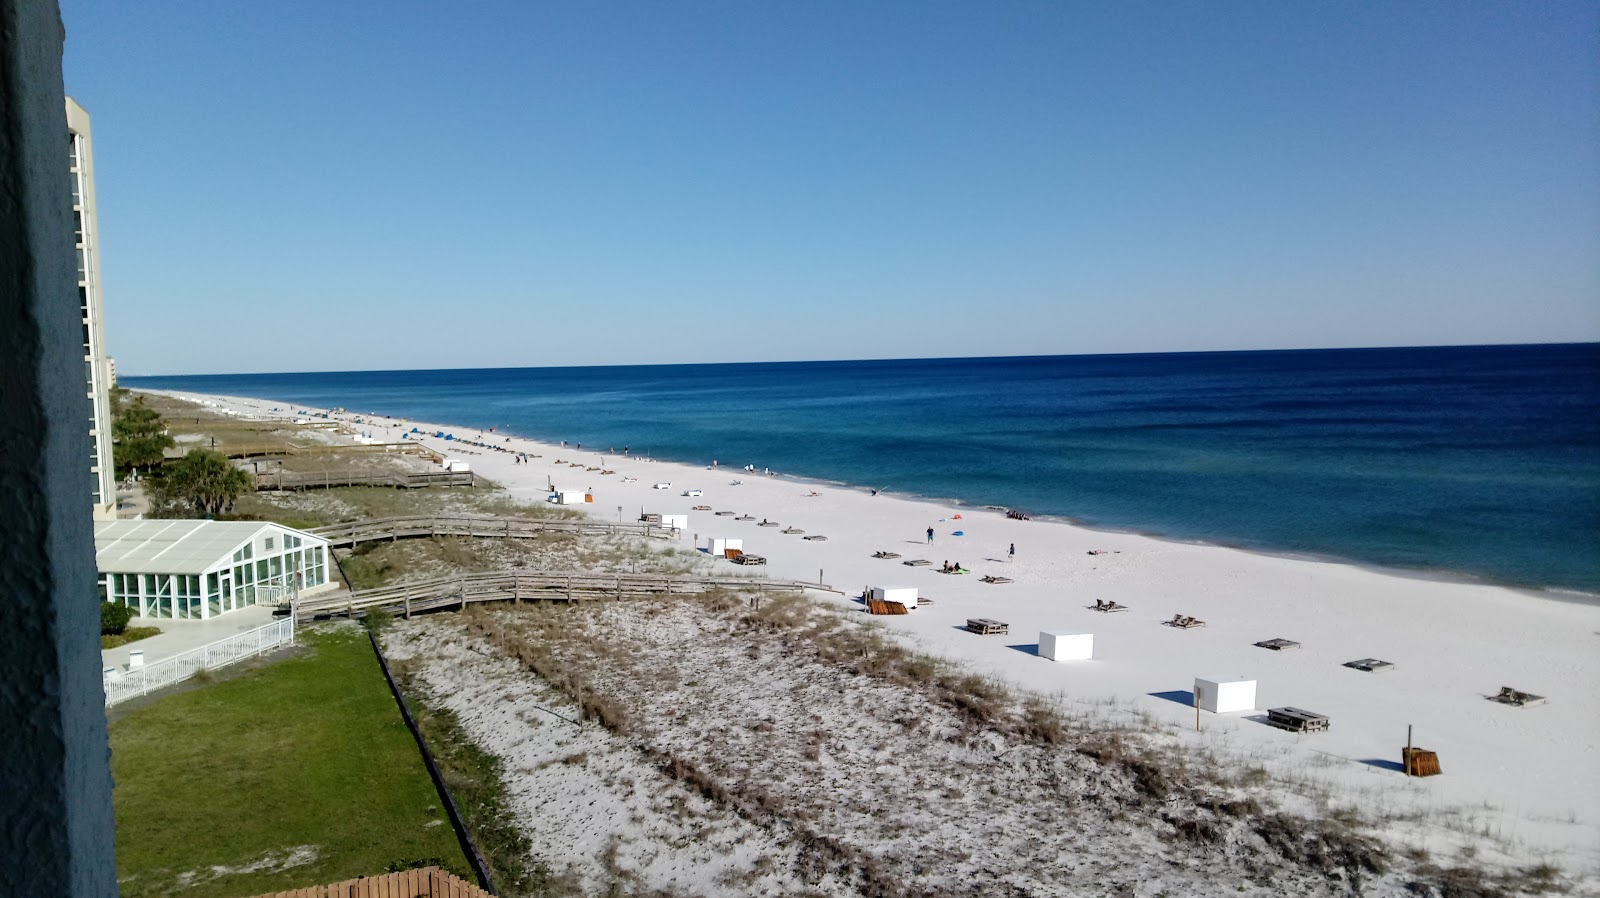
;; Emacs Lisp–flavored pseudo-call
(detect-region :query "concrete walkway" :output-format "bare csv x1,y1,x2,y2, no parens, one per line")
101,606,281,674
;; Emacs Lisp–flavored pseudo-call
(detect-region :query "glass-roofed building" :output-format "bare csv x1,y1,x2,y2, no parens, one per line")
95,520,335,619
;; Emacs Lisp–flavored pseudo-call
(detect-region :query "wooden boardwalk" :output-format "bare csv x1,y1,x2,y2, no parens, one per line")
309,513,672,547
242,866,490,898
255,469,476,491
297,569,819,620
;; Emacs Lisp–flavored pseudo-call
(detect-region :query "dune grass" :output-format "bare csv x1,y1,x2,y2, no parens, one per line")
109,626,469,898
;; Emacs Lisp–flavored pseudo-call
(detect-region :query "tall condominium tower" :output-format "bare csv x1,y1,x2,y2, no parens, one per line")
66,97,117,520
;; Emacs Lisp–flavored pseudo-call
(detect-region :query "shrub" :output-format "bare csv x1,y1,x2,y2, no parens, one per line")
101,601,134,636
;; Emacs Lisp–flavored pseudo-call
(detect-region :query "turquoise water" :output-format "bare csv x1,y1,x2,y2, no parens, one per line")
128,343,1600,594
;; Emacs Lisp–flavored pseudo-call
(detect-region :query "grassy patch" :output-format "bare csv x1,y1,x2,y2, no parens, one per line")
102,627,161,650
109,626,468,898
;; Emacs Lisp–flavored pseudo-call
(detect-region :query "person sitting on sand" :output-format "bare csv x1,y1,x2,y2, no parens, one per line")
941,560,952,573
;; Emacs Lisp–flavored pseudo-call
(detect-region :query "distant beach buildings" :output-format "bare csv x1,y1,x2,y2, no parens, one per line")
67,96,116,521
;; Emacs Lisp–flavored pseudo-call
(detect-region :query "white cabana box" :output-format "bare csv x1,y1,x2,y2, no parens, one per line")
867,586,919,609
443,459,470,473
659,514,688,531
1194,675,1257,713
1039,630,1093,661
549,491,585,505
707,537,743,556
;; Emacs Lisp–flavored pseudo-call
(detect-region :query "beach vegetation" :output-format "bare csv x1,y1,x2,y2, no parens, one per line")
101,599,133,635
111,393,175,474
158,448,254,517
108,626,468,898
101,626,161,650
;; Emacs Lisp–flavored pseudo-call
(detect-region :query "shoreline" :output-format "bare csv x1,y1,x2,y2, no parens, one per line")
151,384,1600,601
144,387,1600,872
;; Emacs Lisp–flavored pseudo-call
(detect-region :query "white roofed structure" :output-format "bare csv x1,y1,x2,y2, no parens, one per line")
95,520,334,620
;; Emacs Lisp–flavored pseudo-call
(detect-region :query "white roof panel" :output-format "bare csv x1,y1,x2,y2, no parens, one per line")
94,519,324,575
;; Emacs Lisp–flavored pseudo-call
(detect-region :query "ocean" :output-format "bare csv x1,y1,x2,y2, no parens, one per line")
127,343,1600,595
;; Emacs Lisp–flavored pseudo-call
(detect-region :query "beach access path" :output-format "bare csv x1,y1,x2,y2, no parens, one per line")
152,389,1600,873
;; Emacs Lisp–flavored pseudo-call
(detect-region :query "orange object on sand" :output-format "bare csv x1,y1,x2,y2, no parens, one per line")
953,514,962,519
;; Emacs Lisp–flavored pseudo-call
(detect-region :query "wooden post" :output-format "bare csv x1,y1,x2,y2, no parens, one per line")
404,585,412,620
1405,724,1414,776
1195,688,1201,731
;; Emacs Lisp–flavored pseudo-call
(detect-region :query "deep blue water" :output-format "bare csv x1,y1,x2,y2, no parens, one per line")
127,344,1600,594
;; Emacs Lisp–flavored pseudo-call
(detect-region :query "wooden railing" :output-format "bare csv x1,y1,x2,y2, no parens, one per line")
308,514,667,547
297,569,817,621
256,469,476,491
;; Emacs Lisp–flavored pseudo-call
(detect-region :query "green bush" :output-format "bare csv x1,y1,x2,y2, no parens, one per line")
102,601,134,635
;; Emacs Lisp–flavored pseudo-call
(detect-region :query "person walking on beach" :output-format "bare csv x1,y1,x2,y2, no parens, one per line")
1008,543,1015,562
927,527,935,544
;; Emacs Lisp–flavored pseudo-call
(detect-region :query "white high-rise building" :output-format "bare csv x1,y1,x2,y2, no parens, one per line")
67,97,117,521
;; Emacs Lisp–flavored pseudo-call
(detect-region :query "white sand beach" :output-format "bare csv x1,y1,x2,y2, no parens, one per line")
153,390,1600,880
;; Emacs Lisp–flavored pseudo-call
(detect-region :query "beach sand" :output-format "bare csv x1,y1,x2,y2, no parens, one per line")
155,390,1600,880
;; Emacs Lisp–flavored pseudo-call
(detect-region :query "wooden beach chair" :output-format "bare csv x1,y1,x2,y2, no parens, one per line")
735,514,756,521
782,527,805,534
979,575,1013,584
1490,686,1546,707
872,551,902,559
732,554,766,566
1089,600,1128,613
903,559,932,566
1166,614,1206,629
803,534,828,541
964,618,1009,635
692,504,712,511
1266,706,1330,733
1254,638,1301,651
1342,658,1395,673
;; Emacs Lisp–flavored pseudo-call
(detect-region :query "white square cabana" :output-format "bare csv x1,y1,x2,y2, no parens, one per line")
95,520,335,620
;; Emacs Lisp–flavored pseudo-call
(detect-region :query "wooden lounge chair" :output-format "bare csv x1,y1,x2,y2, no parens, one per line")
1266,706,1329,733
1254,638,1300,651
803,534,828,541
732,554,766,566
964,618,1009,635
735,515,756,521
1165,614,1206,629
872,551,902,559
714,510,736,516
782,527,804,534
692,504,712,511
1089,600,1128,613
979,575,1013,584
1489,686,1546,707
758,520,780,527
903,559,932,566
1343,658,1395,673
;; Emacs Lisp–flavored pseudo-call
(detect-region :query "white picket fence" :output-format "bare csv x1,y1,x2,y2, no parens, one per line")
102,617,295,707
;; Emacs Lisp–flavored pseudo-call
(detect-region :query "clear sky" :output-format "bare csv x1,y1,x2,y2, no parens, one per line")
61,1,1599,375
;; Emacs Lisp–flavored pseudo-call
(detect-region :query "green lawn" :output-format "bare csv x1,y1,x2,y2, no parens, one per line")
109,626,469,898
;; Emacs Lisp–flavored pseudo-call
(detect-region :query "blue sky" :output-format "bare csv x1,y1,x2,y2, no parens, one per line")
61,1,1599,375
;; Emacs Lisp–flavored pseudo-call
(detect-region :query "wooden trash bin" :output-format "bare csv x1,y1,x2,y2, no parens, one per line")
1402,747,1441,777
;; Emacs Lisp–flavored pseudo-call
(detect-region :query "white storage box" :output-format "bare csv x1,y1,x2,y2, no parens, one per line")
867,586,918,609
1194,675,1257,713
659,514,688,531
1039,630,1093,661
707,537,743,556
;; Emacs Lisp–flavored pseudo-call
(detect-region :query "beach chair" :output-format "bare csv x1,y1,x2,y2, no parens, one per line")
964,618,1009,635
1490,686,1546,707
1343,658,1395,673
1254,638,1300,651
872,551,902,559
1089,601,1128,613
979,575,1013,584
903,559,932,566
782,527,804,534
803,534,828,541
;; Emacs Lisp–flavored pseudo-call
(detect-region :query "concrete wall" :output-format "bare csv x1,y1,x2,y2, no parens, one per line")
0,0,120,893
